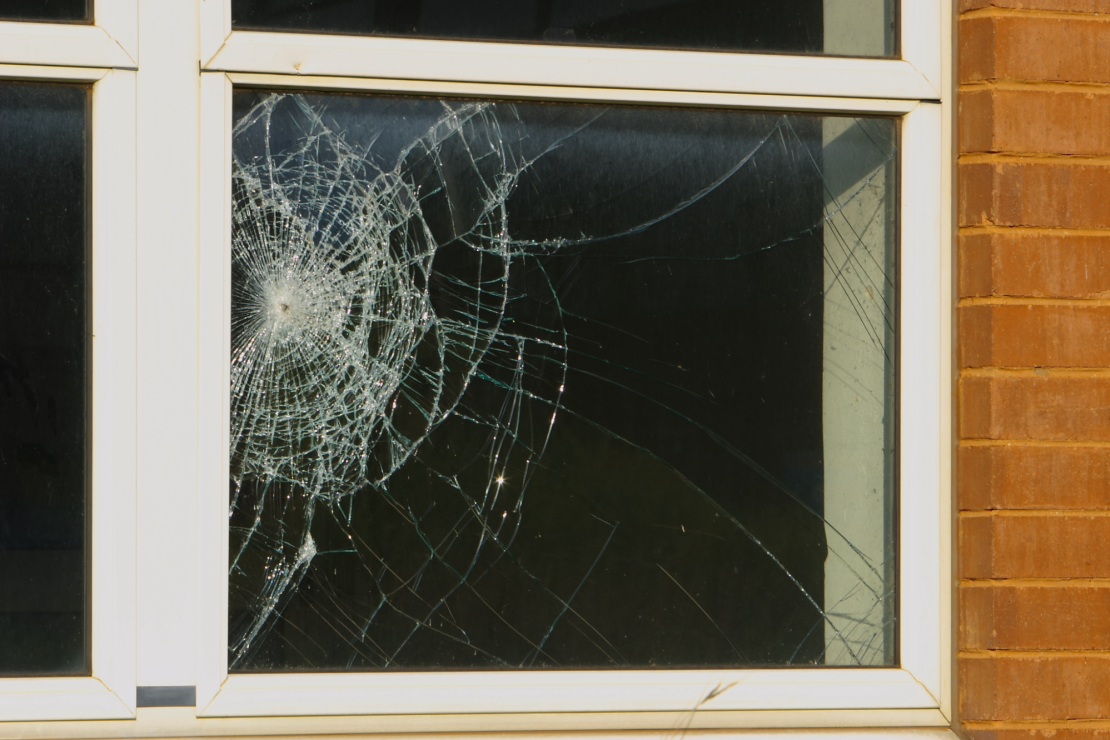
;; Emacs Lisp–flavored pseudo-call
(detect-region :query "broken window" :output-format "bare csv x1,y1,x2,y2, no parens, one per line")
0,81,90,675
228,91,897,672
231,0,896,57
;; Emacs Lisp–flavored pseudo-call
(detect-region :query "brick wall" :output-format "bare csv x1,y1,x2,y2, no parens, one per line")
958,1,1110,738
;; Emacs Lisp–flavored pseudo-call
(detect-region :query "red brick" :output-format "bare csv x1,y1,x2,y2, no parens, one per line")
960,445,995,510
962,515,995,577
961,162,998,227
960,515,1110,578
961,655,1110,720
961,16,1110,84
961,584,1110,649
961,234,995,297
959,161,1110,229
965,731,1110,740
960,232,1110,298
960,445,1110,509
957,1,1110,734
960,375,1110,441
960,88,1110,156
961,89,995,154
962,17,999,82
962,375,995,439
961,0,1110,10
961,305,994,368
960,305,1110,367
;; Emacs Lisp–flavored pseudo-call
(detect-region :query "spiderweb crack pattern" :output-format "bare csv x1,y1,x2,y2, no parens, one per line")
230,96,545,664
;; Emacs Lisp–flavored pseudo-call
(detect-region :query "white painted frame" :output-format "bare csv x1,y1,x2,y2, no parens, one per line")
194,38,952,728
0,0,138,69
0,0,956,735
199,0,942,101
203,34,939,100
0,65,138,722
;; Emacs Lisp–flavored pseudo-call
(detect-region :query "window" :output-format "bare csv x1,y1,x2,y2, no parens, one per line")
196,0,952,731
0,0,952,734
223,92,899,673
0,0,137,722
0,79,90,678
228,0,896,56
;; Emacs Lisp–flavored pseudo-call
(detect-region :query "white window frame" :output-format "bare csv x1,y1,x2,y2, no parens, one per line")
193,0,954,733
0,0,139,721
0,2,137,70
0,0,953,734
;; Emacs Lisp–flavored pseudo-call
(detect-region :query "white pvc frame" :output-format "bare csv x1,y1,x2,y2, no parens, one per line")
191,0,953,729
0,0,139,722
199,2,941,101
0,0,952,734
0,0,137,69
0,64,138,722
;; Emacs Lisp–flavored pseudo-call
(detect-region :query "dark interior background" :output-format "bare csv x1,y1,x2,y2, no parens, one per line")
0,82,89,676
0,0,90,23
232,0,831,54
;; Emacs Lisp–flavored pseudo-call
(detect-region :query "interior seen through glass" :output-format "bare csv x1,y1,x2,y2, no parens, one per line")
0,81,89,676
0,0,90,23
231,0,896,57
228,91,898,671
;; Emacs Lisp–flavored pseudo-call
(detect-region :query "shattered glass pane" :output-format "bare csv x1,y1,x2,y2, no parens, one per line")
229,91,897,671
0,82,89,675
231,0,897,57
0,0,90,23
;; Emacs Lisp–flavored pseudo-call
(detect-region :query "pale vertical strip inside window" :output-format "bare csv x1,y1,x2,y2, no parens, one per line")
821,116,897,665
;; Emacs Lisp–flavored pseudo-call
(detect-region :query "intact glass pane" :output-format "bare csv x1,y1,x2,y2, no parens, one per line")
0,0,90,23
0,82,89,676
228,90,897,671
231,0,896,57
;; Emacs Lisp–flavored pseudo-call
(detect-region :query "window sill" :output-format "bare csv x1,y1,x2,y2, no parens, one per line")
0,705,959,739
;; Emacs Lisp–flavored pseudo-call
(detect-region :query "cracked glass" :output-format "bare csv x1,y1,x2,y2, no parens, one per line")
0,0,91,23
0,81,89,676
228,90,898,671
231,0,896,57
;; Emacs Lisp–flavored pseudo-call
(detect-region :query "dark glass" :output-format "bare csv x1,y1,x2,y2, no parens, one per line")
0,82,90,675
232,0,897,56
228,91,897,671
0,0,90,23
